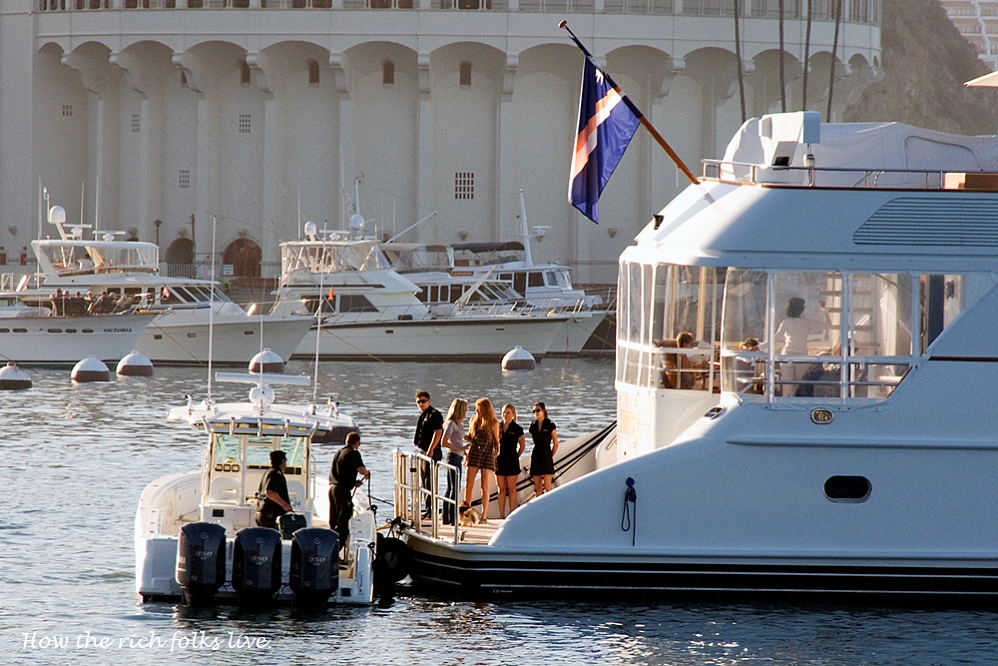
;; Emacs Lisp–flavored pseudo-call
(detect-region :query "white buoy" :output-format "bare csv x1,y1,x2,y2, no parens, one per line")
249,348,284,374
501,346,536,371
72,355,110,383
116,350,154,377
0,362,32,390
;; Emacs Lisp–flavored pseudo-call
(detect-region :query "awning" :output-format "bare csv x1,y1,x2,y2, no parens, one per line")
964,71,998,87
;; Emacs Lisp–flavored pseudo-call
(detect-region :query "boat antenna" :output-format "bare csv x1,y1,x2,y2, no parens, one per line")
206,214,217,402
94,174,100,234
310,220,324,409
384,211,437,243
518,190,534,267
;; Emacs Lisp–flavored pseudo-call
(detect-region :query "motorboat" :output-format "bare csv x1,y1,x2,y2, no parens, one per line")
269,223,572,362
392,112,998,603
134,372,392,606
25,205,311,366
0,289,150,365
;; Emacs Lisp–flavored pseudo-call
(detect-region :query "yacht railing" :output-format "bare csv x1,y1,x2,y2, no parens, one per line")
701,160,975,190
393,449,460,542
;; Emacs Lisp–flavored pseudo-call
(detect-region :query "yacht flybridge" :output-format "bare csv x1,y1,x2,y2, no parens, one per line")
395,112,998,602
26,205,310,365
269,224,572,361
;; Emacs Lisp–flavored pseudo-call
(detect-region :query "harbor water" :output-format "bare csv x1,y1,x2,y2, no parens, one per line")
3,358,996,665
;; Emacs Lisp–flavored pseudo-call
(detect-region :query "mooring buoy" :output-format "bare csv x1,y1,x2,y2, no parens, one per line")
501,346,536,371
249,348,285,374
72,355,110,383
116,350,154,377
0,362,32,390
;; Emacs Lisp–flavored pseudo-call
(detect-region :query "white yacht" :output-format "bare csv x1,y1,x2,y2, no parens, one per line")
135,373,386,606
27,206,311,366
392,112,998,603
269,224,571,361
0,289,149,365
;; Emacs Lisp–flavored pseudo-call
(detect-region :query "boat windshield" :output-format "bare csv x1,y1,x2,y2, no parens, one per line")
618,261,998,401
280,240,390,283
212,432,308,470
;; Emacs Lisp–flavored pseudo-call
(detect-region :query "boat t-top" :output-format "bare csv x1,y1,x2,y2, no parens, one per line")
135,372,395,606
27,205,311,366
392,111,998,604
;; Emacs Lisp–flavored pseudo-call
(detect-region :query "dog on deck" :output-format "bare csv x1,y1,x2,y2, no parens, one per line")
458,502,485,526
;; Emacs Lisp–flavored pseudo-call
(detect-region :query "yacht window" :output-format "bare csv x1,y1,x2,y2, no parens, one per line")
161,287,182,305
824,476,871,502
917,273,998,352
528,272,544,288
339,294,377,313
429,286,439,303
513,273,527,295
545,271,558,287
450,285,465,303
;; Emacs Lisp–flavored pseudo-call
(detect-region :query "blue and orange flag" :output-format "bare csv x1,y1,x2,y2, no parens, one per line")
568,57,642,224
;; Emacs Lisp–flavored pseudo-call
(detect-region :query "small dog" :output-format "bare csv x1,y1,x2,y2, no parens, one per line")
458,502,485,526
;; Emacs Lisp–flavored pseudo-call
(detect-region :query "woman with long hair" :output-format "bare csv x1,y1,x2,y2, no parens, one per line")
440,398,469,525
496,403,526,519
464,397,500,522
529,402,559,496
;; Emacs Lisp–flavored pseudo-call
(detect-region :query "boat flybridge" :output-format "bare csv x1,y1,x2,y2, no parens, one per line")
27,205,311,365
269,222,572,361
135,372,392,606
394,111,998,603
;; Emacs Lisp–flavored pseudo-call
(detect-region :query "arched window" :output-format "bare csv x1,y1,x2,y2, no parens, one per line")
308,59,320,86
240,60,251,87
165,238,195,278
459,61,472,86
383,60,395,86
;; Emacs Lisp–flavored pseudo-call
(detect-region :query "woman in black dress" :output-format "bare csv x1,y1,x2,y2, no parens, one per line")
528,402,559,497
496,403,526,519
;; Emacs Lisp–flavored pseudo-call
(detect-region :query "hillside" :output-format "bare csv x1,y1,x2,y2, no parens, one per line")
845,0,998,135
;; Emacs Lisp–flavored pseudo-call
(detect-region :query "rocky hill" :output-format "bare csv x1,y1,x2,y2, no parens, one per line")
845,0,998,134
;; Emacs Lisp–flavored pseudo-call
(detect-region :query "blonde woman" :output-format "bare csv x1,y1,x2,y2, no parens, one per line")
496,403,526,519
464,398,500,522
440,398,469,526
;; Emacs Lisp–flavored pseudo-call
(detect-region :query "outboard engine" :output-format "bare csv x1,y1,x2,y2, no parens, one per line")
232,527,283,606
289,528,338,609
176,522,227,606
373,533,411,600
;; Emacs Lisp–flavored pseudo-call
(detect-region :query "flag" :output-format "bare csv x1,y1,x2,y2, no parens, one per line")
568,57,642,224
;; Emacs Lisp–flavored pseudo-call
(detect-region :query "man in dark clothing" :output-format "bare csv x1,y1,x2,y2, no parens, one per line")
413,390,443,518
329,432,370,552
256,450,293,529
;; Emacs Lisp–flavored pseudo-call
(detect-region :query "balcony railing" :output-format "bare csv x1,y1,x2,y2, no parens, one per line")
35,0,881,23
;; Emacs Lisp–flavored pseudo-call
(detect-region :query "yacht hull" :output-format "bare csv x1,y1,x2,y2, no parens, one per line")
137,314,311,366
545,311,608,356
0,313,150,365
291,315,566,361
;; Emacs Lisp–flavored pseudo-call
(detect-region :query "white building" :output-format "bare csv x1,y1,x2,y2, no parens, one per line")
942,0,998,70
0,1,881,285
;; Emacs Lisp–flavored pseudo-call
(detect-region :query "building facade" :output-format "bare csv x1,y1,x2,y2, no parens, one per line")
0,1,881,284
942,0,998,70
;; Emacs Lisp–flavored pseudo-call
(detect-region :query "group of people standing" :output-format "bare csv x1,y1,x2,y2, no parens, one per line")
414,390,559,524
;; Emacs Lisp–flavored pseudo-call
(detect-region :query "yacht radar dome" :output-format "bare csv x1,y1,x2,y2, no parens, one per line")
304,220,318,241
48,205,67,225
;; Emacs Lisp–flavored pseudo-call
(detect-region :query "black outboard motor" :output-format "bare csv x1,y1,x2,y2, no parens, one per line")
176,522,227,606
289,527,339,609
232,527,283,606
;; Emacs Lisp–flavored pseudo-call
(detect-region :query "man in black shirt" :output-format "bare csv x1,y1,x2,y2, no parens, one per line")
413,390,443,518
329,432,370,553
256,450,293,529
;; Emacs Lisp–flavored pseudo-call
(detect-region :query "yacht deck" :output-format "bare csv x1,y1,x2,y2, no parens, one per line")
410,516,502,545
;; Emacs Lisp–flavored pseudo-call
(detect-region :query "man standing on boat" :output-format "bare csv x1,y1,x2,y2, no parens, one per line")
413,390,443,519
329,432,370,554
255,450,293,529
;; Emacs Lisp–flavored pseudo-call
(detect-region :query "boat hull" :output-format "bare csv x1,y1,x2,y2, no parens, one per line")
403,538,998,603
545,311,608,356
137,313,311,366
291,315,566,361
0,313,150,365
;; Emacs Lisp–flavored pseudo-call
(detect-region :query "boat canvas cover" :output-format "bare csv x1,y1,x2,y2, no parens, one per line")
722,117,998,186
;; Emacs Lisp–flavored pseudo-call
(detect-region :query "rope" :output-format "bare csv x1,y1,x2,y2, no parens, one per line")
621,476,637,547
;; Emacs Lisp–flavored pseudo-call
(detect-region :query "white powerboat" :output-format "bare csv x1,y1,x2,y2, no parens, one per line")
27,205,311,366
135,372,393,606
393,112,998,603
269,225,572,361
0,289,150,365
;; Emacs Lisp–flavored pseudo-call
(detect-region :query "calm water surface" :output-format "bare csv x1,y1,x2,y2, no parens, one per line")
2,359,995,665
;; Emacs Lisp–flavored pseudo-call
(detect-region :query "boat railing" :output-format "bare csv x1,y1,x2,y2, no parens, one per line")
700,159,978,190
393,449,461,543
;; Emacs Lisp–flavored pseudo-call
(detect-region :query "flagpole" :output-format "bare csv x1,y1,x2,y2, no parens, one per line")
559,21,700,186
